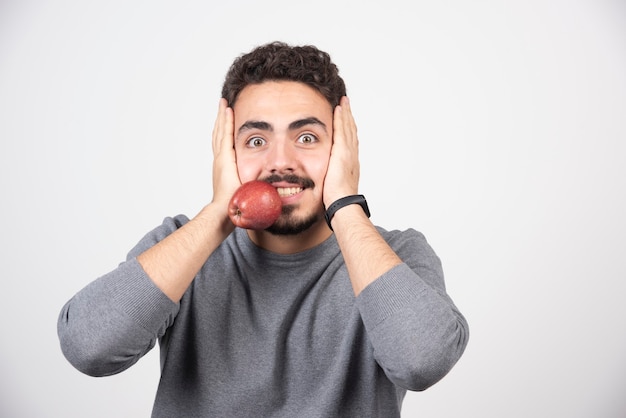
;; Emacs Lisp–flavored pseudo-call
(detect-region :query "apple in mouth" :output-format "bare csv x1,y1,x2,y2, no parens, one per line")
228,180,282,230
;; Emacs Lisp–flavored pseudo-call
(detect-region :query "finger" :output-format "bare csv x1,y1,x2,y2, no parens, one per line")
211,98,226,154
333,102,346,146
222,105,234,152
340,96,357,143
212,99,234,155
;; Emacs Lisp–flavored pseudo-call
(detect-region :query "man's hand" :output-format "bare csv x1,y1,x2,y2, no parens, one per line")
211,98,242,210
323,96,360,207
136,99,241,302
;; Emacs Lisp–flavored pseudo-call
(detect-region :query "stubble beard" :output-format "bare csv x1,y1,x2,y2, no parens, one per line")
261,173,320,236
265,205,320,236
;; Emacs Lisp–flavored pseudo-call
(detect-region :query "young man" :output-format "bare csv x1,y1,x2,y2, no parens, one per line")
58,41,469,417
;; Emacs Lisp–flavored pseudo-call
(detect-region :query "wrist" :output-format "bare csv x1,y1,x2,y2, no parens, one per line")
196,202,235,235
324,195,370,231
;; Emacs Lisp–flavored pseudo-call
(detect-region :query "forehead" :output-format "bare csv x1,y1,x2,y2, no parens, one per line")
233,81,333,126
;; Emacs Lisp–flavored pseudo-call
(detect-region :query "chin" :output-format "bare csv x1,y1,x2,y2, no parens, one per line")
266,213,320,236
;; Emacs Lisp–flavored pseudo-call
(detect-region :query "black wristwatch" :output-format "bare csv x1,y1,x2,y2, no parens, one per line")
324,195,370,231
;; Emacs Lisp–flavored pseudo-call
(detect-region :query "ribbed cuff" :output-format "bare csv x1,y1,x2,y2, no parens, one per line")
100,258,179,333
356,263,428,330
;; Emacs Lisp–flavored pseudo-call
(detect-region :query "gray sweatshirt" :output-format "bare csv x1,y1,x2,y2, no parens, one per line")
58,215,469,417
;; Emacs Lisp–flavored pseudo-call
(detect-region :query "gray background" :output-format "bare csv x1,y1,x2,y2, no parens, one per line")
1,0,625,417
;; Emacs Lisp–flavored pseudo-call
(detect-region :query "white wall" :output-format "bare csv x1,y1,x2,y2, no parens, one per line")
1,1,625,417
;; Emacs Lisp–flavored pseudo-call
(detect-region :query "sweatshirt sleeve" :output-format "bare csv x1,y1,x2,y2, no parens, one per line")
355,228,469,391
57,216,187,377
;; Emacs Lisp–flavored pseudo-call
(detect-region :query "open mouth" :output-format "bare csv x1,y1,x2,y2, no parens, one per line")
276,187,303,197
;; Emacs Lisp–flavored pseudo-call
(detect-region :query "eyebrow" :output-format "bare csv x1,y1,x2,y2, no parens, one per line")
288,117,327,132
237,117,327,137
238,120,272,135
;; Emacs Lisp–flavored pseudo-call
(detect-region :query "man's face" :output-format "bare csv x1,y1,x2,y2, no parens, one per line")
233,81,334,235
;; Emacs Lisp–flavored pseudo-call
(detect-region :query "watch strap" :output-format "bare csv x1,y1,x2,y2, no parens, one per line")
324,195,370,231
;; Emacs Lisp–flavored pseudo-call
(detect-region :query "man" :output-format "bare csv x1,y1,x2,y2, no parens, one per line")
58,41,469,417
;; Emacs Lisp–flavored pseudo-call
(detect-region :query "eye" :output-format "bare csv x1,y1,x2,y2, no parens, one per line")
297,133,318,144
246,137,266,148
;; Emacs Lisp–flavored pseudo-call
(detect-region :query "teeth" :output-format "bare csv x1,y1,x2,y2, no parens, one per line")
277,187,303,197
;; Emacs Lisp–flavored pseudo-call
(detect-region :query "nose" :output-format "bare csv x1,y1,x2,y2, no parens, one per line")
266,140,297,174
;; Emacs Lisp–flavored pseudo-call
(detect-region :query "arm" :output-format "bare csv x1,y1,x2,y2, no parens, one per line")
58,99,241,375
138,99,240,302
324,97,403,296
325,98,469,390
57,221,183,377
356,231,469,391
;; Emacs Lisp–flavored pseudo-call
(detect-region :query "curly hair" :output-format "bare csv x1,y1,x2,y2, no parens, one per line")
221,41,346,108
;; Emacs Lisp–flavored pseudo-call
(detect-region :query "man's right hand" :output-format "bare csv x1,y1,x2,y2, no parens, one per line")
136,99,242,302
211,98,242,213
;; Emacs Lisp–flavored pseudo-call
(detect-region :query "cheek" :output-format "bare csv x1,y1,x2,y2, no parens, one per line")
235,153,261,183
311,151,331,185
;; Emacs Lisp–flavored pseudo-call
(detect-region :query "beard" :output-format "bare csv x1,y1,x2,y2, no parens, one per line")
262,173,319,236
265,204,320,236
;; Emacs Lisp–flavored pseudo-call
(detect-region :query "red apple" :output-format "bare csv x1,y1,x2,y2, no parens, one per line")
228,180,282,230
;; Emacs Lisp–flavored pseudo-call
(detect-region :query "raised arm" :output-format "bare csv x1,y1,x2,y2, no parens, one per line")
323,97,403,295
324,97,469,390
137,99,240,301
58,99,242,375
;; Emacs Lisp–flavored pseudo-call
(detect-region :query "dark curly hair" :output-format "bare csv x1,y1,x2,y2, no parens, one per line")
221,41,346,108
